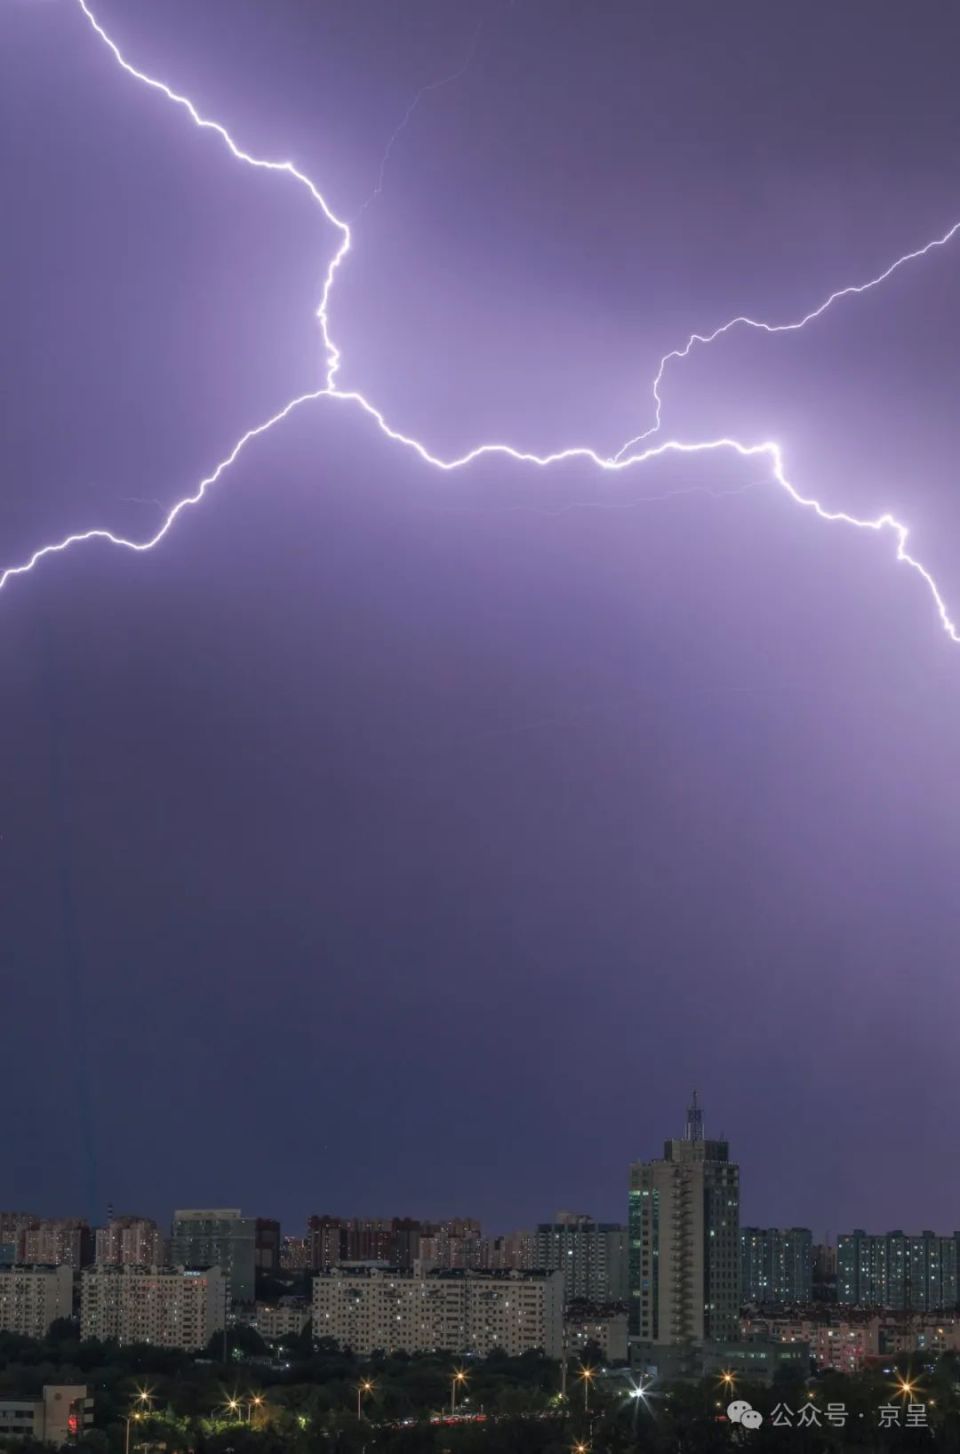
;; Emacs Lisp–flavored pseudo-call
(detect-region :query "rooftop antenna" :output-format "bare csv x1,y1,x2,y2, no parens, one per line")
685,1090,704,1142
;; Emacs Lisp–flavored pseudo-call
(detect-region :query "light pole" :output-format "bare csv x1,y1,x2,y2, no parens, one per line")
577,1365,595,1412
124,1413,143,1454
247,1395,264,1425
450,1369,468,1414
357,1380,375,1419
124,1389,152,1454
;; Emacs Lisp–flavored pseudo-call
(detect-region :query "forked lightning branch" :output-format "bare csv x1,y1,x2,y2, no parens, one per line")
5,0,960,648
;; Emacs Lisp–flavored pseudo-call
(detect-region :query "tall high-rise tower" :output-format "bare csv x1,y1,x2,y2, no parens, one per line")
628,1093,740,1345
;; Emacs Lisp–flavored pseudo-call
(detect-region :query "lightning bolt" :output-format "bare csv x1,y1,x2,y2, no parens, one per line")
3,0,958,650
616,217,960,460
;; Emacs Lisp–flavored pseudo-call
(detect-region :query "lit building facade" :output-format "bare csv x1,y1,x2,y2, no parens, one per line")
312,1266,563,1357
94,1217,164,1268
743,1310,960,1372
305,1217,430,1272
629,1092,740,1344
530,1216,628,1303
0,1386,93,1444
740,1227,813,1305
170,1210,256,1304
280,1237,311,1271
418,1219,483,1270
254,1298,310,1341
0,1267,74,1338
837,1230,960,1311
0,1214,35,1267
564,1303,629,1362
19,1220,92,1270
477,1232,530,1270
80,1266,226,1350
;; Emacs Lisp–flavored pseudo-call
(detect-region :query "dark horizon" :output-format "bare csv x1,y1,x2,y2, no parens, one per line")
4,1086,944,1245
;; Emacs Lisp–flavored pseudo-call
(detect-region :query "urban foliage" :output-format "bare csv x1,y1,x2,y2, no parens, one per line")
5,1323,960,1452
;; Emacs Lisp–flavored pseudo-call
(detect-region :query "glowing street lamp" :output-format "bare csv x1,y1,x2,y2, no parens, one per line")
578,1364,596,1411
357,1379,375,1419
247,1395,264,1424
124,1412,143,1454
451,1368,468,1414
627,1378,650,1433
124,1389,154,1454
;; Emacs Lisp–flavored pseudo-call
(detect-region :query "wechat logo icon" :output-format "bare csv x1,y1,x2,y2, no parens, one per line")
728,1400,763,1430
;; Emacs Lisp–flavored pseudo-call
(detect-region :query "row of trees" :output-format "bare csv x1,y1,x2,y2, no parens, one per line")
7,1321,960,1450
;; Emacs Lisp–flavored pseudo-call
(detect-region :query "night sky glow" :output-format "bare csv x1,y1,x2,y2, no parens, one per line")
5,0,960,1232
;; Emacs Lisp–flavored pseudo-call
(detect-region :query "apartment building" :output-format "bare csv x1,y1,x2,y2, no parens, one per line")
19,1220,92,1270
254,1298,310,1341
170,1210,257,1304
94,1217,165,1268
564,1303,629,1362
530,1215,628,1303
0,1386,93,1444
80,1266,226,1351
741,1228,813,1304
0,1267,74,1338
312,1266,563,1357
629,1093,740,1344
837,1229,960,1310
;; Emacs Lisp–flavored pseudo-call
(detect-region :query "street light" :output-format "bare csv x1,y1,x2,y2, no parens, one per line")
124,1412,143,1454
450,1369,468,1414
627,1378,650,1433
247,1395,264,1425
357,1379,375,1419
577,1365,596,1411
124,1389,153,1454
719,1371,735,1390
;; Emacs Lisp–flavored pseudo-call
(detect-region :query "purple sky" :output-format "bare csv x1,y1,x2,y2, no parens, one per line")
4,0,960,1239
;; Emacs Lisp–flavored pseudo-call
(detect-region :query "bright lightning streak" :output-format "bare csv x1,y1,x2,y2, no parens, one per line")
0,390,324,590
69,0,350,391
2,0,959,651
616,217,960,459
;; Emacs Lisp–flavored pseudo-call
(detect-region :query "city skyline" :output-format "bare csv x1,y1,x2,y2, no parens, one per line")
7,1099,960,1377
4,1090,959,1237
